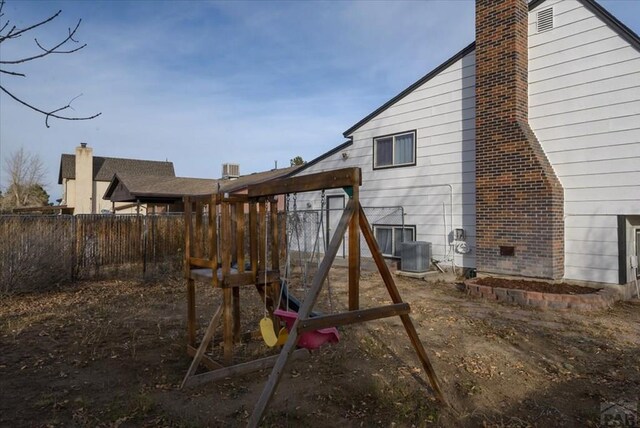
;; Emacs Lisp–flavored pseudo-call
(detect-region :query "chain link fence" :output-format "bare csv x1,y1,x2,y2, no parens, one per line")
284,205,404,262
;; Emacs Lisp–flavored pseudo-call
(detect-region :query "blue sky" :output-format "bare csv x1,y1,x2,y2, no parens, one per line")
1,0,639,202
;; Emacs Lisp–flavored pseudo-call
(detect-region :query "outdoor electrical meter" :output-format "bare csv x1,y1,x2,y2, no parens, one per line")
454,228,465,241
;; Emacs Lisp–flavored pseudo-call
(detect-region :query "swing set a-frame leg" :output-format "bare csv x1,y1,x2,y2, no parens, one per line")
247,200,356,428
248,200,446,427
358,205,446,405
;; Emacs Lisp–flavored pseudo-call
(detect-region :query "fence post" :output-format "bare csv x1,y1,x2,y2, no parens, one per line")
142,214,148,277
71,215,77,282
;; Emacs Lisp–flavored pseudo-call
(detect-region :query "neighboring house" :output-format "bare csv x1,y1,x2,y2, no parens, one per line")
292,0,640,287
102,164,300,212
103,174,218,213
58,143,175,214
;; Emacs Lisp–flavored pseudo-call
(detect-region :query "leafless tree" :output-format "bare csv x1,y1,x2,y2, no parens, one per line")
0,0,101,127
2,147,48,209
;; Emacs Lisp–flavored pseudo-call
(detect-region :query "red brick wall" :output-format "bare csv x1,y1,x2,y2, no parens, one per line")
475,0,564,279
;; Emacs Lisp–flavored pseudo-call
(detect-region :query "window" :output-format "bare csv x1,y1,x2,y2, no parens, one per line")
373,131,416,169
374,225,415,257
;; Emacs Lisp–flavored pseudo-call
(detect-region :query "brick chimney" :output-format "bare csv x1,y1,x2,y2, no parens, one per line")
475,0,564,279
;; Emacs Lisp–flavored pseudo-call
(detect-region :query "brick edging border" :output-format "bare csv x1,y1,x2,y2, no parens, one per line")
463,278,620,310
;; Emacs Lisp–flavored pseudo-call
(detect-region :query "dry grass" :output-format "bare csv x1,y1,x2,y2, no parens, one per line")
1,271,639,427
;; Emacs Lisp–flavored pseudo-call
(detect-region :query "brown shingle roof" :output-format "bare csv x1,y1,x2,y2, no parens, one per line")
58,154,175,184
104,174,218,202
218,166,301,193
103,166,301,203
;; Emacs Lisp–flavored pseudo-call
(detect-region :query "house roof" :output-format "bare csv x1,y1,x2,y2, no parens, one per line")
217,165,302,193
103,166,302,203
103,174,219,203
58,154,175,184
342,0,640,138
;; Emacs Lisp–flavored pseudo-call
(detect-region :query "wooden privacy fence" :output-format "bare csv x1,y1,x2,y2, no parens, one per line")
0,214,185,293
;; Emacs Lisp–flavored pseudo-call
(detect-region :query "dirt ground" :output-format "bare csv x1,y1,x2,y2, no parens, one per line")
1,269,639,427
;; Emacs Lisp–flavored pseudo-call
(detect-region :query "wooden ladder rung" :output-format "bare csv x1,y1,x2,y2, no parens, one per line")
189,257,215,268
297,303,410,333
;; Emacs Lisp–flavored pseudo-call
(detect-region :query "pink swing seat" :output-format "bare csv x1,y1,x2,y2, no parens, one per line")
274,309,340,350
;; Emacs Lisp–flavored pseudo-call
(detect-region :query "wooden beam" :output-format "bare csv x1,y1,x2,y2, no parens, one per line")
248,199,355,428
210,197,219,288
248,167,362,198
188,257,214,269
184,349,310,388
187,278,196,347
194,201,203,258
184,197,192,279
297,303,409,333
186,345,224,371
359,205,446,405
180,304,223,389
348,181,360,310
220,202,234,364
249,201,258,276
236,201,245,272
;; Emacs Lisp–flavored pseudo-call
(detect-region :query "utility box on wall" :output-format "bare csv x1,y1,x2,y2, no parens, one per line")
400,241,432,273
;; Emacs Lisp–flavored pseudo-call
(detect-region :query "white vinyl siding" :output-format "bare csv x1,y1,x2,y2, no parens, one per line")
292,0,638,284
294,51,477,267
529,0,640,284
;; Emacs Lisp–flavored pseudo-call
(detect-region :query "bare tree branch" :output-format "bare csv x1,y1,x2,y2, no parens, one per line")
0,7,62,43
0,69,24,76
0,0,101,127
0,20,85,64
0,85,102,128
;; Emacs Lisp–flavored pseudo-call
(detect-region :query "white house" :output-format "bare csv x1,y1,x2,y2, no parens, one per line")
291,0,640,288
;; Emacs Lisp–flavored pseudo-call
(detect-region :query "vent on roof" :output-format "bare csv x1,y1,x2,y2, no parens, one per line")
222,163,240,179
537,7,554,32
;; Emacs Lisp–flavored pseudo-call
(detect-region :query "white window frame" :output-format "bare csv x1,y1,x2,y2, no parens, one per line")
373,224,416,257
373,130,416,169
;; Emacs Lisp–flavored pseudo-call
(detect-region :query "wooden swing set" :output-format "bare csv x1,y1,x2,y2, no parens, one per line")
181,167,445,427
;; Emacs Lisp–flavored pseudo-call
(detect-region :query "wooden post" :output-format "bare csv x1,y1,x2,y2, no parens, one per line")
249,201,258,277
234,201,244,343
210,195,219,288
348,184,360,310
358,205,446,404
194,201,203,259
221,202,233,364
184,197,192,279
248,200,355,428
187,278,196,347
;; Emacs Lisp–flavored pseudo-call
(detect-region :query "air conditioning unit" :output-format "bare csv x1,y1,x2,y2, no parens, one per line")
222,163,240,179
400,241,431,273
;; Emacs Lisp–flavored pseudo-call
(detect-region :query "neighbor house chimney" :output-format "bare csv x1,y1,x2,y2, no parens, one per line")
475,0,564,279
75,143,94,214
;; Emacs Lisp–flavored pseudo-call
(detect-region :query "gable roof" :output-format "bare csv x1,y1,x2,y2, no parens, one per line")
343,0,640,138
58,154,175,184
103,166,302,203
104,174,218,203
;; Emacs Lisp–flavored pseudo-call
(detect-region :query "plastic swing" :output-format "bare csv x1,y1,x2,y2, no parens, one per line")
259,202,288,348
274,190,339,350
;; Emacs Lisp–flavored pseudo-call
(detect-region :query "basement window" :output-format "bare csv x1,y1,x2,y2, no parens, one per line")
537,7,554,32
373,131,416,169
374,225,415,257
